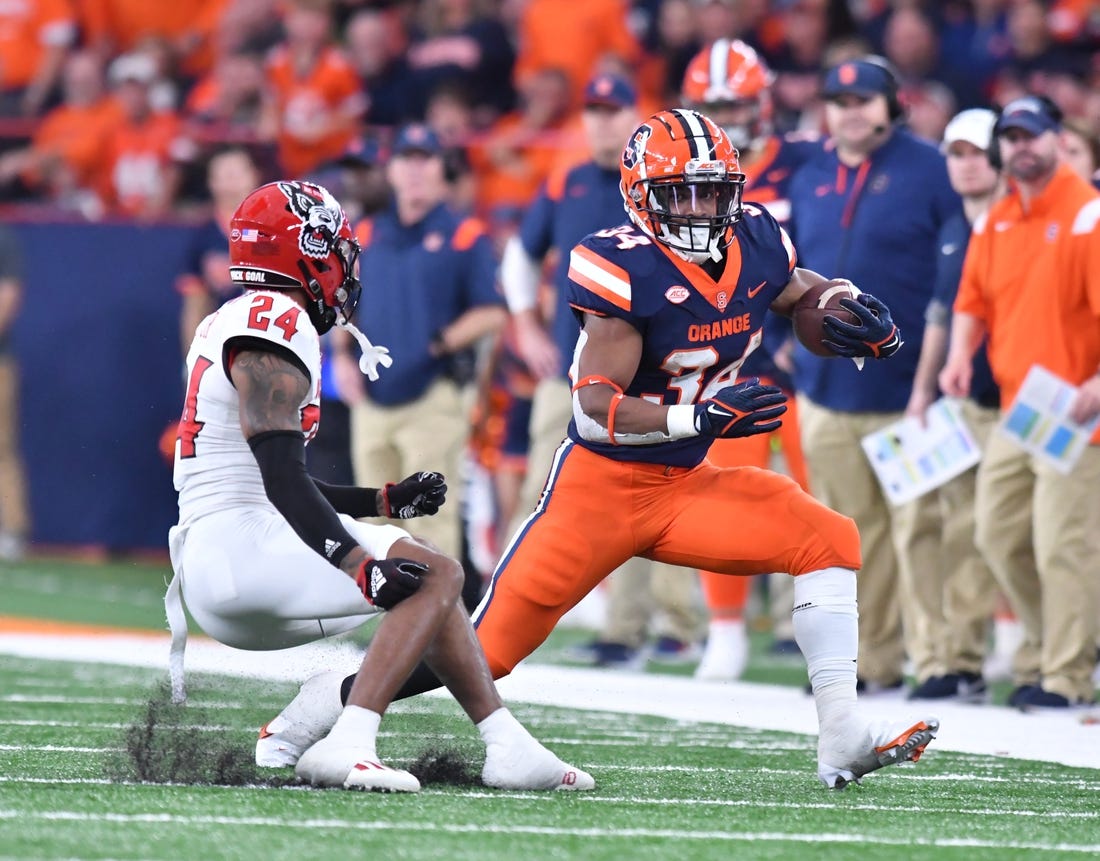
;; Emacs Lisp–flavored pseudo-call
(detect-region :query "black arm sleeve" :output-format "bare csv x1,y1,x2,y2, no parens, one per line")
247,430,360,568
312,479,381,518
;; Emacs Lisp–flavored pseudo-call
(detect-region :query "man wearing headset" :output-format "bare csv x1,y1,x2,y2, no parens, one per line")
941,95,1100,709
787,57,963,696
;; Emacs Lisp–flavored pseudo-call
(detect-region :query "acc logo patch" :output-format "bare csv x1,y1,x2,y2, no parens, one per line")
665,285,690,304
278,180,345,259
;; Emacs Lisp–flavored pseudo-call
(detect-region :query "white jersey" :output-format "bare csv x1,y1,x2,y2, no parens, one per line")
173,290,322,525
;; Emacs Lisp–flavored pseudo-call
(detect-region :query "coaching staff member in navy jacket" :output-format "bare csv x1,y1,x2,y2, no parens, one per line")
332,123,507,560
787,57,962,695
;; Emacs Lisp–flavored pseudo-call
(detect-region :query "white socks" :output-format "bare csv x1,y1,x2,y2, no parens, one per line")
695,619,749,680
793,568,859,728
477,707,530,748
707,619,746,648
326,705,382,756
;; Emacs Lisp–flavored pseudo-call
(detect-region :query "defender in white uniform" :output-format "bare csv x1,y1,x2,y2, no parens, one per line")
167,180,594,794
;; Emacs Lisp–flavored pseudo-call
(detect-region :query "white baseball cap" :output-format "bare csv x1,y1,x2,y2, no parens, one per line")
108,52,157,86
941,108,997,154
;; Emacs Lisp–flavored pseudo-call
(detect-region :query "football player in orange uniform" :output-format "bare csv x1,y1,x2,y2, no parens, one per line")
680,39,821,677
382,108,936,789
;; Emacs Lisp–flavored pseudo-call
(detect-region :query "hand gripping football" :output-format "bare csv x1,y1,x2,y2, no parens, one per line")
792,279,863,357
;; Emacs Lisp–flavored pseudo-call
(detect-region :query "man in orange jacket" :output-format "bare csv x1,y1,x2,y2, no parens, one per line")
941,95,1100,708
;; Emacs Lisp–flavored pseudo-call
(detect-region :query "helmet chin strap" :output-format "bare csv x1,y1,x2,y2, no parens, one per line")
336,316,393,381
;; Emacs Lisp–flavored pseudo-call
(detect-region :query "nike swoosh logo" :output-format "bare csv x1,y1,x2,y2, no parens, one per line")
747,280,767,298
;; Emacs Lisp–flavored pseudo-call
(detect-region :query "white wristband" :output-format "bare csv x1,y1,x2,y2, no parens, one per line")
666,404,699,440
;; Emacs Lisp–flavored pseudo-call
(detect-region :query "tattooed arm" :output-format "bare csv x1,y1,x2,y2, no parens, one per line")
230,346,368,576
231,347,312,437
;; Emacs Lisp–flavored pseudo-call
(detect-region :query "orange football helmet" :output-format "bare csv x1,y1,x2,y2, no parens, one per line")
680,39,774,152
620,108,745,262
229,180,361,334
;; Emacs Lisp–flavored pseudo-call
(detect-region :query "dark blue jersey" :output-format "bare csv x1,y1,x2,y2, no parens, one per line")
519,160,630,377
788,128,963,412
743,132,823,227
354,203,502,406
932,212,998,408
564,205,796,468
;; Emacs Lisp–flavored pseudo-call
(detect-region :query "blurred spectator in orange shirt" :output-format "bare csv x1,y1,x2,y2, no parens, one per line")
468,66,574,231
98,52,193,218
0,49,121,207
0,0,77,117
512,0,639,106
184,49,266,144
259,0,366,178
78,0,230,78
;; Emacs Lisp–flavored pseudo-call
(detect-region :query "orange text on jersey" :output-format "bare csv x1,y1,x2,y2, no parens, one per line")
688,315,751,343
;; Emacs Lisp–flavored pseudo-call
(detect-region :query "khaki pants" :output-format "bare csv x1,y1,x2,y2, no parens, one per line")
512,377,703,645
0,356,28,537
975,430,1100,701
798,397,943,684
349,379,467,558
936,400,1001,675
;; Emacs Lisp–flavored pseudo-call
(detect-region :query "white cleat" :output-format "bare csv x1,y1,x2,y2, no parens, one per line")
482,739,596,791
295,736,420,793
817,717,939,790
256,670,345,768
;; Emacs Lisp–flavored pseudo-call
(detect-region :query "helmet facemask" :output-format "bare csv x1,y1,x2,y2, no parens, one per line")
297,234,362,335
630,164,744,263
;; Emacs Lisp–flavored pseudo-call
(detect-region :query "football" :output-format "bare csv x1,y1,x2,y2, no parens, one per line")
792,279,863,357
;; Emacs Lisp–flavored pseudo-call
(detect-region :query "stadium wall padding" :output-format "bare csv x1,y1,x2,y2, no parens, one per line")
12,222,191,551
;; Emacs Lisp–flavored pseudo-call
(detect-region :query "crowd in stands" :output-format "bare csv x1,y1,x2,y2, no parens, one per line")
0,0,1097,222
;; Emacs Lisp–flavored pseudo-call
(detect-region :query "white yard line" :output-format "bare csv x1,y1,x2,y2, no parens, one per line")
0,809,1095,854
2,631,1099,769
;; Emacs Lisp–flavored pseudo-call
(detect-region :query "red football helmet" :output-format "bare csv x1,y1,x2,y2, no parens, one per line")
680,39,774,152
620,108,745,262
229,180,361,334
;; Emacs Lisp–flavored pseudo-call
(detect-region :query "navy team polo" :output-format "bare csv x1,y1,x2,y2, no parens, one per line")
789,128,962,412
518,160,628,377
354,202,502,406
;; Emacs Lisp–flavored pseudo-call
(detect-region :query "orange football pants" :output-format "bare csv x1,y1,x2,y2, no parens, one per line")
699,396,810,618
473,440,859,677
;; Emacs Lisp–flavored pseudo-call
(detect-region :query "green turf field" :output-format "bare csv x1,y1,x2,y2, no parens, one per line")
2,558,1099,860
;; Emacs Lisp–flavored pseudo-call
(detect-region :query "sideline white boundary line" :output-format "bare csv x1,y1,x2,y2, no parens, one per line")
2,631,1098,769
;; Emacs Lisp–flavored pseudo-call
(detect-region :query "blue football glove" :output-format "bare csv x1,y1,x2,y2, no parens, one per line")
822,293,903,359
695,378,788,439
